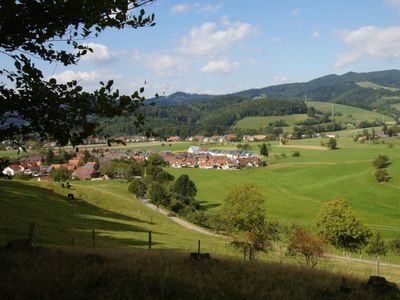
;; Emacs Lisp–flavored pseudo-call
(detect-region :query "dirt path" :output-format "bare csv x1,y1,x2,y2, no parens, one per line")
138,197,225,238
277,144,328,150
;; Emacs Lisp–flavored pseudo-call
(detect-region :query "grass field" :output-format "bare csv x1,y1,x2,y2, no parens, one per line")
307,101,393,123
234,101,393,130
0,180,228,254
356,81,400,92
235,114,308,130
167,139,400,244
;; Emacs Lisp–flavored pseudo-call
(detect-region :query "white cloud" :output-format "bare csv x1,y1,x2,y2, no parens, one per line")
50,70,100,83
385,0,400,9
171,2,223,14
311,31,320,39
200,59,239,74
170,4,190,14
335,25,400,67
81,43,117,63
271,37,281,44
180,21,253,56
132,51,189,76
290,8,300,16
273,76,288,82
196,2,223,13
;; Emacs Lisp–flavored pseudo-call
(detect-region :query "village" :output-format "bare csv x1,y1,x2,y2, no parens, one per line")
1,144,261,181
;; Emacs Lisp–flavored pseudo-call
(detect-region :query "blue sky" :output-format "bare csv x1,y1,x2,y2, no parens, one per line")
32,0,400,97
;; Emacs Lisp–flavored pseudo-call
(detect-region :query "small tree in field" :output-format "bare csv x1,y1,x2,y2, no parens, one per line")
222,183,272,259
327,138,337,150
315,199,371,254
365,231,388,275
373,155,390,169
389,235,400,256
287,227,325,268
366,232,387,258
50,167,71,182
374,169,390,183
260,143,269,157
170,174,197,204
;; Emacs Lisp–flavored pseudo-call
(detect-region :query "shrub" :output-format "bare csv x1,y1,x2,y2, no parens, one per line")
292,151,300,157
280,153,287,158
50,167,70,182
372,155,390,169
374,169,390,183
13,173,30,181
327,138,337,150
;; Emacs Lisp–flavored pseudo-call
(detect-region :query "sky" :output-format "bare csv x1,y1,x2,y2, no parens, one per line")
20,0,400,97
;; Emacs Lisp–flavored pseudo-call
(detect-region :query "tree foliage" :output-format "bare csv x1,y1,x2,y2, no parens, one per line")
287,227,325,268
1,0,155,146
327,138,337,150
100,159,143,179
365,231,388,257
390,235,400,256
315,199,371,253
128,179,147,197
50,167,71,182
149,182,169,205
260,143,269,157
222,183,272,259
372,155,390,169
170,174,197,204
374,169,390,183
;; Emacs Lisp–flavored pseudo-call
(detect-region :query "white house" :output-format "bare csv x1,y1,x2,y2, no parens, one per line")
2,164,24,176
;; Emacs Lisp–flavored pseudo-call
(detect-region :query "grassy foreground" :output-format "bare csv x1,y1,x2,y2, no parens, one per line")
0,247,398,300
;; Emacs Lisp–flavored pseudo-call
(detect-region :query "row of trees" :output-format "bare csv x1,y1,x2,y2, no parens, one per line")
208,184,399,267
128,155,199,216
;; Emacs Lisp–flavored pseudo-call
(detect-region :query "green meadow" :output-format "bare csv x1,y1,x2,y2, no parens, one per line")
356,81,400,92
167,138,400,242
0,180,228,254
234,101,393,130
235,114,308,131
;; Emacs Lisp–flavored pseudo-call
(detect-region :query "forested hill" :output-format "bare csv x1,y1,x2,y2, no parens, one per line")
99,97,307,137
147,70,400,112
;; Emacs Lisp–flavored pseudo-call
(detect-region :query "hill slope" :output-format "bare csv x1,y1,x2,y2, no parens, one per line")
0,180,225,252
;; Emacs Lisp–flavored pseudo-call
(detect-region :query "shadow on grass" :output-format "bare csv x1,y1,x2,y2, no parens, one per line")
198,200,220,210
0,180,162,248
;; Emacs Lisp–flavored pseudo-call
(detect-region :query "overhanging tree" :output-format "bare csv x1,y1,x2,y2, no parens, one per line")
1,0,155,146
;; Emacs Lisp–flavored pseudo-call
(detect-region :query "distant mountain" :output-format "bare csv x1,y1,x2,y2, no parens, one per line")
145,91,215,106
149,70,400,109
233,70,400,107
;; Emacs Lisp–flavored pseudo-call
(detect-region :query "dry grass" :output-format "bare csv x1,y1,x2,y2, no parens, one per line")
0,247,398,300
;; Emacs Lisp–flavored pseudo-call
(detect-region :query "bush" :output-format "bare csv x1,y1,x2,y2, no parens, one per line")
13,173,30,181
327,138,337,150
374,169,390,183
372,155,390,169
50,167,71,182
292,151,300,157
186,210,207,226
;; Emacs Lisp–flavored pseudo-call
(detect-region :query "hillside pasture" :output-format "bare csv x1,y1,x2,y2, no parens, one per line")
307,101,393,123
167,139,400,243
0,180,227,253
235,114,308,130
356,81,400,92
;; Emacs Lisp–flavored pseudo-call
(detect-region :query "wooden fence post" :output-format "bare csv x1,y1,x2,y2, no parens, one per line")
376,256,380,275
28,223,35,242
197,240,201,254
92,229,95,249
148,231,152,250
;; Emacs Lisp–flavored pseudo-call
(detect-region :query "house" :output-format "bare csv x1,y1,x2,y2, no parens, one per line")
224,134,238,142
71,162,98,180
188,146,200,154
21,163,40,176
254,135,267,141
325,134,337,138
2,164,24,176
167,136,181,142
194,135,205,142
